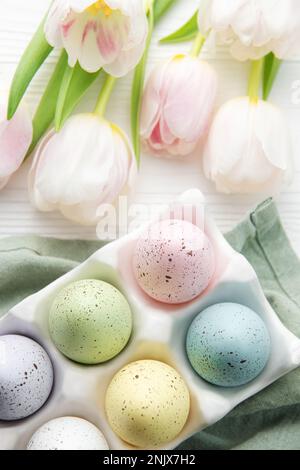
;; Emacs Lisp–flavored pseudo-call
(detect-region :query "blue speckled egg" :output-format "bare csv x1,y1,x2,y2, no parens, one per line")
186,303,271,387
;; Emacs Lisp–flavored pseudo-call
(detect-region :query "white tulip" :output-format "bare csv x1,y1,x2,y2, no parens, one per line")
28,114,137,225
203,97,292,194
198,0,300,60
44,0,148,75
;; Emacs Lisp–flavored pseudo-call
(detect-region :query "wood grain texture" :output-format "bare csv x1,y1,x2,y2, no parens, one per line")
1,0,300,253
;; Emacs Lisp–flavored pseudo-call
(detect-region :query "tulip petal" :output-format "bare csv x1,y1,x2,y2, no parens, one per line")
203,97,292,194
69,1,98,10
28,129,57,212
31,115,112,205
44,0,70,48
0,99,32,190
255,100,291,171
200,0,300,61
106,0,147,44
163,57,217,142
272,2,300,59
29,114,135,225
104,38,146,77
45,0,148,76
141,55,217,158
140,59,170,139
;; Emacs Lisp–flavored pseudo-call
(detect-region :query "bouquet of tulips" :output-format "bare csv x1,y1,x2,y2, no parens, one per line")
146,0,299,193
0,0,299,228
1,0,175,225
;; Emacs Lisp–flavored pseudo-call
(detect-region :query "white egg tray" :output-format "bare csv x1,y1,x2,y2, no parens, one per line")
1,189,300,451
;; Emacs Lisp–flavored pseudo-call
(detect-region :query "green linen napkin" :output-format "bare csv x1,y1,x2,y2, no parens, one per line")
0,199,299,450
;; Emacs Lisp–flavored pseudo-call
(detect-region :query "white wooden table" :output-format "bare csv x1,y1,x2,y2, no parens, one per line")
1,0,300,253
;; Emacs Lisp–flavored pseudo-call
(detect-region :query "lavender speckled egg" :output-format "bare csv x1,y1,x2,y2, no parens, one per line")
0,335,54,421
133,219,215,304
105,360,190,448
186,303,271,387
27,417,109,450
49,279,132,365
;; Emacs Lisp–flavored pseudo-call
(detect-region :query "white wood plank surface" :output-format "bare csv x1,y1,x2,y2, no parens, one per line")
1,0,300,253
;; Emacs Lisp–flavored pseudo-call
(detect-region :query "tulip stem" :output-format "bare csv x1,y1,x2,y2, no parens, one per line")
94,74,117,117
145,0,154,13
248,58,264,103
190,32,206,57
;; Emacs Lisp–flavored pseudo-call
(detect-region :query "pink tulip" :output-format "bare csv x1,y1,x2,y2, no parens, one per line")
0,95,32,190
140,54,218,158
44,0,148,76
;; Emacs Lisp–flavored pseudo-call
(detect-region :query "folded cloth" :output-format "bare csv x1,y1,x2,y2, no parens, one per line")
0,199,299,450
0,237,103,317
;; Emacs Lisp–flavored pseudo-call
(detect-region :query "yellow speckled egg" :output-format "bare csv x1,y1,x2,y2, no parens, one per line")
105,360,190,448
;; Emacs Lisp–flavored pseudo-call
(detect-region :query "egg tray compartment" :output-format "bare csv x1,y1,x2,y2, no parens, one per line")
1,189,300,451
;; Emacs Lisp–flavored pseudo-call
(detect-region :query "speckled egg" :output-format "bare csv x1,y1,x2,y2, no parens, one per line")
27,417,109,450
105,360,190,448
133,219,215,304
49,279,133,365
0,335,54,421
186,303,271,387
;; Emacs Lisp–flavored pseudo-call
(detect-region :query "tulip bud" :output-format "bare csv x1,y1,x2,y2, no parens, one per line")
203,97,292,194
28,114,137,225
0,95,32,190
198,0,300,60
44,0,149,76
140,54,218,158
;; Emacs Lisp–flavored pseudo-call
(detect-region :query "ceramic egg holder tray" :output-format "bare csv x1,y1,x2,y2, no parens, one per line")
1,189,300,451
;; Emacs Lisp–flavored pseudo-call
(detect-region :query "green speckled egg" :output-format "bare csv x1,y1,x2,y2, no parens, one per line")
105,360,190,448
49,279,133,365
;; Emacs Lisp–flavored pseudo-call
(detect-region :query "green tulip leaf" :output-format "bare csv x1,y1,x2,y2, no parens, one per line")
131,7,154,165
7,16,53,120
131,0,179,164
27,52,68,156
55,63,101,131
28,56,101,155
54,65,75,131
263,53,282,100
153,0,178,24
160,10,198,44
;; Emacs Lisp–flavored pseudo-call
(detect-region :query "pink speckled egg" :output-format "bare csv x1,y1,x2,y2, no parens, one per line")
133,219,215,304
